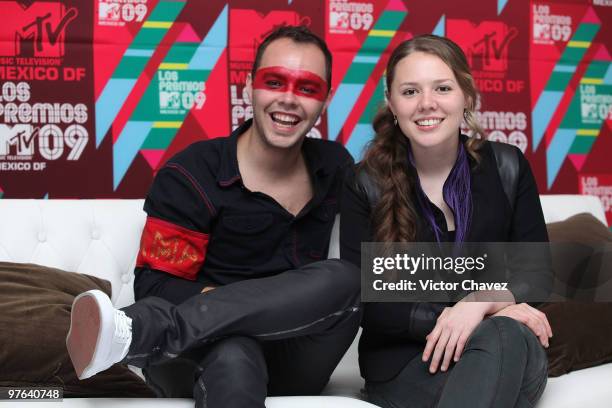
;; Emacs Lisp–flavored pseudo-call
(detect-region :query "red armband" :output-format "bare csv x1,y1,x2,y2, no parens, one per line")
136,217,209,280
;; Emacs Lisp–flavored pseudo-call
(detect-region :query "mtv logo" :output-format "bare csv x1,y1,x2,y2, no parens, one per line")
0,2,78,58
533,23,551,41
160,92,181,109
0,124,35,156
229,9,310,62
99,3,120,21
330,12,350,29
447,20,518,72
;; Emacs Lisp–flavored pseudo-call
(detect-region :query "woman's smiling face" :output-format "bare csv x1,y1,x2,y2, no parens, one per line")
387,51,467,151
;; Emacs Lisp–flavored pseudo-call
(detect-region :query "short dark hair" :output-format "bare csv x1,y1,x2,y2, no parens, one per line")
251,25,332,88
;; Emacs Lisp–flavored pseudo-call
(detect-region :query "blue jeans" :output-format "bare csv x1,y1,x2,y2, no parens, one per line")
365,316,548,408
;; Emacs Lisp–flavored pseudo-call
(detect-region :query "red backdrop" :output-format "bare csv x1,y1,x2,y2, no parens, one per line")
0,0,610,225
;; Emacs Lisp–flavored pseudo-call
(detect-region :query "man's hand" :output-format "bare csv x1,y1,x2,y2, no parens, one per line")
492,303,552,348
422,302,489,374
201,286,216,293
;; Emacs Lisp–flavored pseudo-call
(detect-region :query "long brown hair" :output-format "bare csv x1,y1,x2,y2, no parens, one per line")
361,34,486,242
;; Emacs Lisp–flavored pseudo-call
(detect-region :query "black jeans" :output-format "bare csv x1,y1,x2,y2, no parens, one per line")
365,316,548,408
121,259,361,408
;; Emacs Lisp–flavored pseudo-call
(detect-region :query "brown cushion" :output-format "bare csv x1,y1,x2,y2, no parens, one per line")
0,262,154,397
547,213,612,299
547,213,612,243
540,213,612,377
539,302,612,377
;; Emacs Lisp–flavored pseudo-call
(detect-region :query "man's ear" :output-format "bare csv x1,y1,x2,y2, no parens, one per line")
320,86,334,116
244,72,253,102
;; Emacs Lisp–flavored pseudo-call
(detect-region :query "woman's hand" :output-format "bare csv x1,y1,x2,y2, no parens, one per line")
492,303,552,347
422,302,490,374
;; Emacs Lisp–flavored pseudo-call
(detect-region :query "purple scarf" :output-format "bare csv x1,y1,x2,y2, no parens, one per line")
410,141,472,243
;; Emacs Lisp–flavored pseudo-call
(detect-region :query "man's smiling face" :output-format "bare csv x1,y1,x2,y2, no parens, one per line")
245,38,330,151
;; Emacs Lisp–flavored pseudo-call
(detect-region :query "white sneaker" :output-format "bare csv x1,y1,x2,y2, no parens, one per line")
66,289,132,379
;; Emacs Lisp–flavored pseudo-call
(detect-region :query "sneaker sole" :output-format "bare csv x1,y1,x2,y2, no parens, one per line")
66,294,101,380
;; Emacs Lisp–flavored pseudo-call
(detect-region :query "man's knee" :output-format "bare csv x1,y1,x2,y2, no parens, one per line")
306,259,361,300
202,336,267,382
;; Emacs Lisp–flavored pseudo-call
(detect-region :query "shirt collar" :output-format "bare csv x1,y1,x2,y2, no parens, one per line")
216,120,249,186
301,134,329,177
217,118,331,187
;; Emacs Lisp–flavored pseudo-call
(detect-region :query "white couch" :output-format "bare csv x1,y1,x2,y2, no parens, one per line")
0,195,610,408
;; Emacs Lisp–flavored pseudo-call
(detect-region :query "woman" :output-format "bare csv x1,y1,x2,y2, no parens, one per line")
340,35,552,408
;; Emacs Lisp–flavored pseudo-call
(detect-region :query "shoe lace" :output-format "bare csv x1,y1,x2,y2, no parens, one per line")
114,310,132,342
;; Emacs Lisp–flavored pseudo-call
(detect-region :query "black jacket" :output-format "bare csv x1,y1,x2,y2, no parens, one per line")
340,138,549,382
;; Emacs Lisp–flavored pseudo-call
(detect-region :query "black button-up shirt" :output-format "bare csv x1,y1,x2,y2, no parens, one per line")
134,119,353,304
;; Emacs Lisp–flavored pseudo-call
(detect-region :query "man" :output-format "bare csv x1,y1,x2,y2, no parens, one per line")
66,26,360,408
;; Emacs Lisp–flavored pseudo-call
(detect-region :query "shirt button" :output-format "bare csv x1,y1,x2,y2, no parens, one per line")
91,229,100,240
38,231,47,242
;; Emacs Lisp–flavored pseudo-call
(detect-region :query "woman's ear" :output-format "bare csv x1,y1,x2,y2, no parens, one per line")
386,91,397,116
465,95,474,111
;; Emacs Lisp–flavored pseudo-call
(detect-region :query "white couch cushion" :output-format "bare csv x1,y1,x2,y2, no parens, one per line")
10,396,379,408
0,199,146,308
539,194,607,225
1,195,610,407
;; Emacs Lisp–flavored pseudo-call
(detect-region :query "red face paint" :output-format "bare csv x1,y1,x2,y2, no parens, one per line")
253,66,329,102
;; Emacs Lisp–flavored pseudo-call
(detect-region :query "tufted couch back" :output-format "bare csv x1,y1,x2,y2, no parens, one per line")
0,195,606,309
0,199,146,308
